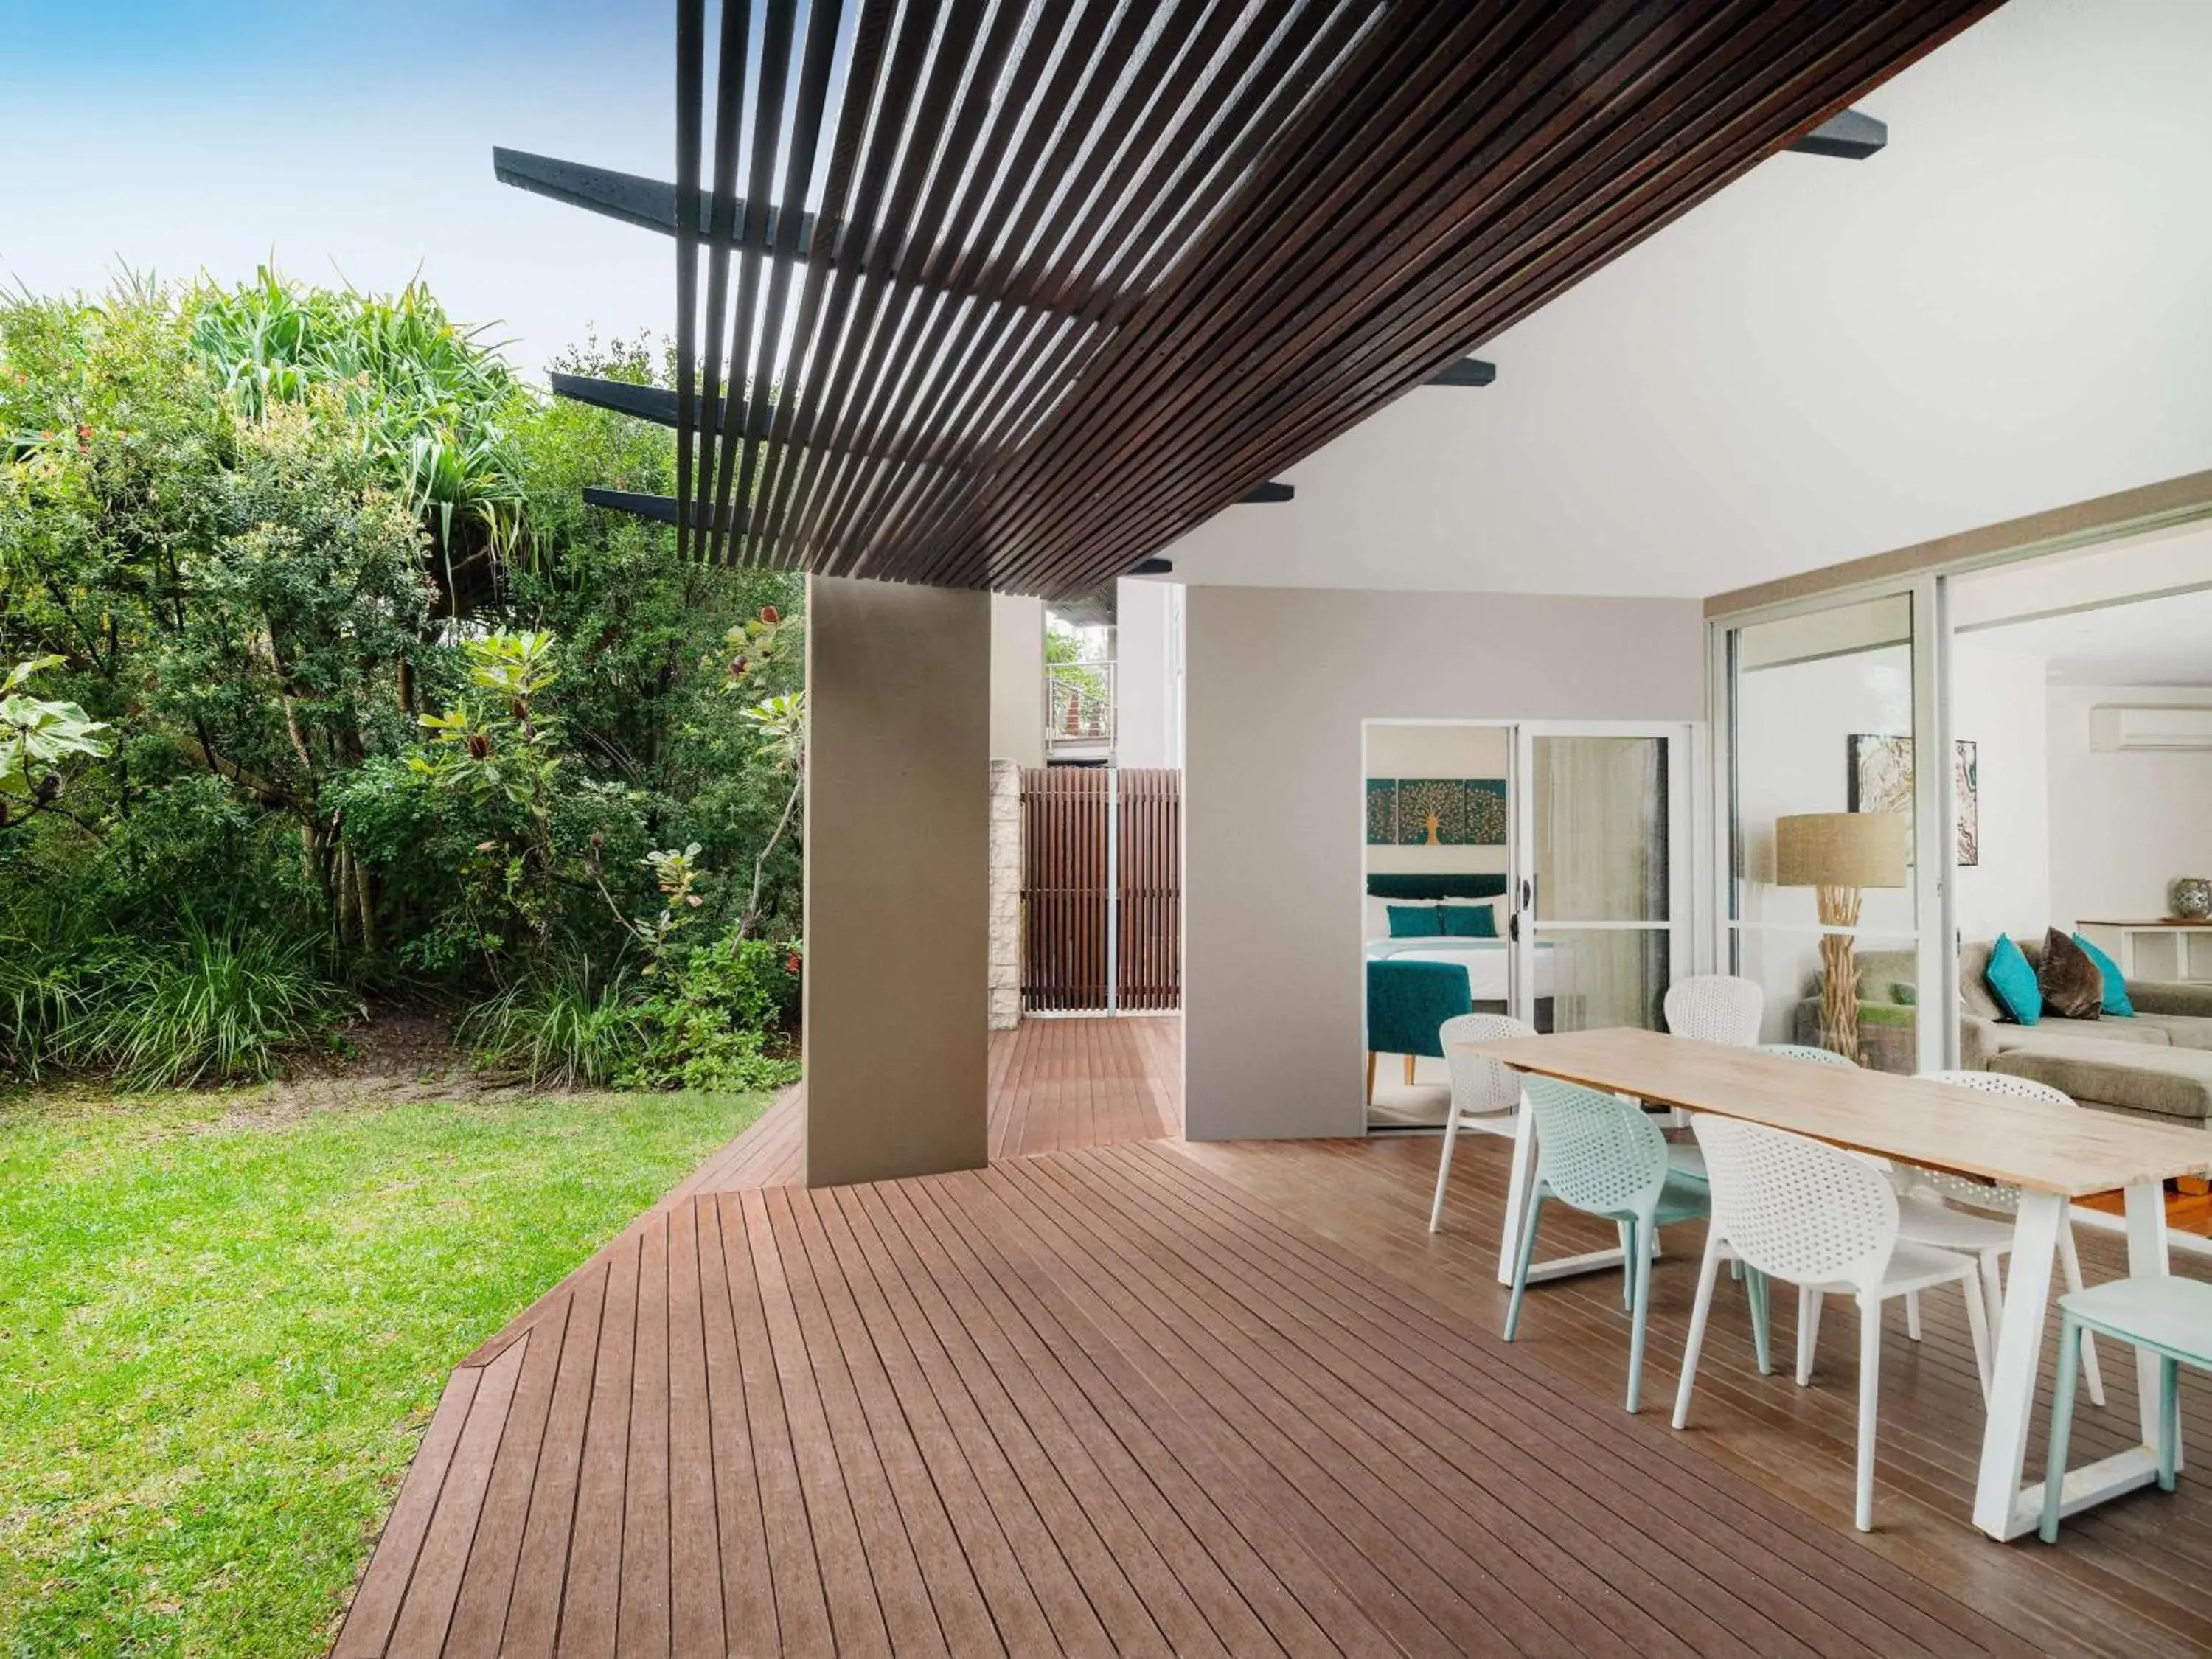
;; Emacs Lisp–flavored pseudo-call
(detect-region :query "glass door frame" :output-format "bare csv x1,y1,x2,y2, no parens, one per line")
1706,573,1954,1071
1507,720,1709,1032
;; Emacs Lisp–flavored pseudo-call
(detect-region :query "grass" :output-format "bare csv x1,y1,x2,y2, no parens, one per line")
0,1085,772,1657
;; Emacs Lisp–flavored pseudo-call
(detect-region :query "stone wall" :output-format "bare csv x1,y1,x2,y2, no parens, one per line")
987,758,1022,1029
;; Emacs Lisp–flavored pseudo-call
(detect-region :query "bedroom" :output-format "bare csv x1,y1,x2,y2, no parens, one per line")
1362,718,1689,1130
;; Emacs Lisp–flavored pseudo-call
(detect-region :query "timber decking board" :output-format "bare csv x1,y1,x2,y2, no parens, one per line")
338,1019,2200,1658
1173,1130,2212,1658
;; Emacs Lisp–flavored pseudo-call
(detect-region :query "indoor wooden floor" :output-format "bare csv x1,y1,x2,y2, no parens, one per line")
338,1019,2212,1658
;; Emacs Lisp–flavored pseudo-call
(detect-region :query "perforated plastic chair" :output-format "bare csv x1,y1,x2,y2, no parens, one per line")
1655,978,1767,1186
1427,1012,1537,1232
1760,1043,1855,1066
1674,1116,1992,1531
1505,1075,1711,1412
1663,975,1765,1046
2042,1276,2212,1541
1897,1069,2104,1407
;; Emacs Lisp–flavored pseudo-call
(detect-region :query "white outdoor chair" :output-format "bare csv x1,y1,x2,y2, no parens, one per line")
1673,1115,1992,1531
1894,1069,2105,1406
1663,975,1764,1046
1759,1042,1854,1067
1428,1012,1537,1232
1657,978,1765,1181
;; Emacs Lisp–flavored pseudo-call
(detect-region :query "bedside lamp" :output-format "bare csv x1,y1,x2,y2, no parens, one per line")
1776,811,1908,1062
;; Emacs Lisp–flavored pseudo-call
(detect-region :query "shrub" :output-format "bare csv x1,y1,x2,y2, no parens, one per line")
459,959,648,1089
0,903,98,1082
67,917,338,1089
624,933,801,1093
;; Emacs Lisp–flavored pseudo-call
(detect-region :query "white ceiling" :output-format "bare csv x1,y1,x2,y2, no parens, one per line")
1159,0,2212,599
1964,586,2212,684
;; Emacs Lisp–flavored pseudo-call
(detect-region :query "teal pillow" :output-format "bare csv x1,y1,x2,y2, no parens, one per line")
1387,904,1444,939
1985,933,2042,1025
2073,933,2135,1017
1441,904,1498,939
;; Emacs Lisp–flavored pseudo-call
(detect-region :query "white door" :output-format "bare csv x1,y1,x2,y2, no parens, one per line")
1509,724,1696,1033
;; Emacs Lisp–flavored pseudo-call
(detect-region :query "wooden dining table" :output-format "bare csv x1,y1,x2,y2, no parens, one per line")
1457,1026,2212,1541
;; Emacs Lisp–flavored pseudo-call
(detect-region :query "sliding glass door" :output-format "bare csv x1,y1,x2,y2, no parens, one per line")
1510,725,1697,1033
1717,582,1949,1072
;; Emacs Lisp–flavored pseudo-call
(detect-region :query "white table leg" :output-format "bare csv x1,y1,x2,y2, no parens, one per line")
1974,1191,2063,1539
1494,1085,1625,1287
1975,1179,2173,1539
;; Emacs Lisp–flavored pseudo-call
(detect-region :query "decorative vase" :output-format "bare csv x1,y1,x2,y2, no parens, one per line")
2171,877,2212,920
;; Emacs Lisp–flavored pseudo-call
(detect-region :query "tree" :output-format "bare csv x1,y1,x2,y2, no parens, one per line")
0,656,108,830
0,273,810,1085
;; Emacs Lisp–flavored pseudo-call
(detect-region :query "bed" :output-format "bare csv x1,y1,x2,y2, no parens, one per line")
1363,874,1556,1007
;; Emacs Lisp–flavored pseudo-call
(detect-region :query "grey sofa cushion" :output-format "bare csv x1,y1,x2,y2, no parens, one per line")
1990,1017,2170,1053
2131,1012,2212,1051
2130,980,2212,1019
1992,1040,2212,1124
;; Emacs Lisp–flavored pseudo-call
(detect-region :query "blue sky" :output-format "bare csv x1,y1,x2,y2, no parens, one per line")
2,1,687,378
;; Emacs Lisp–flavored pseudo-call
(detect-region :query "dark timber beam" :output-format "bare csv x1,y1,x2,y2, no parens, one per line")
1237,481,1295,504
1132,559,1173,576
1427,358,1498,387
495,147,1130,319
552,373,978,468
1787,108,1888,159
584,487,743,536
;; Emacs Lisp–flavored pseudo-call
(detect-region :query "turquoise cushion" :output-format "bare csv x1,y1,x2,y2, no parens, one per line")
2073,933,2135,1017
1440,904,1498,939
1387,904,1444,938
1986,933,2042,1025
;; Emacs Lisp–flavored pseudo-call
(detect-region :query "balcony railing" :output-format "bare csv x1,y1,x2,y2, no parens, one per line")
1047,661,1115,756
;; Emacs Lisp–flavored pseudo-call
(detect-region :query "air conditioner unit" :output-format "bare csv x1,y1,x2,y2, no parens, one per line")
2088,705,2212,752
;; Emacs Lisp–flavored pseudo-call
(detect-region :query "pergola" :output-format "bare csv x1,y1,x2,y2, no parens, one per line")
497,0,1994,1188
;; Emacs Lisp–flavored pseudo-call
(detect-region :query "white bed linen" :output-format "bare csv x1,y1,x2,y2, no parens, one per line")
1365,937,1555,1001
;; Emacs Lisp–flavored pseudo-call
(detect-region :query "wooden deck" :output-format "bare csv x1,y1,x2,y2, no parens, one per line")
339,1018,2212,1658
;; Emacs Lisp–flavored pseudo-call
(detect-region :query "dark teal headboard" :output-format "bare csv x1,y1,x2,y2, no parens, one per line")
1365,873,1510,901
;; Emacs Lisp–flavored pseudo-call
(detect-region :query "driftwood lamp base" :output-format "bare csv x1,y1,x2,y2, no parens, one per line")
1815,884,1865,1063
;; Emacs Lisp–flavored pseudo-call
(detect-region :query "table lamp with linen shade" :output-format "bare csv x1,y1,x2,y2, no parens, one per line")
1776,811,1909,1063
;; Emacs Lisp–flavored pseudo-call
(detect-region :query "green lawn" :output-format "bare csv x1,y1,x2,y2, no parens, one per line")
0,1087,771,1658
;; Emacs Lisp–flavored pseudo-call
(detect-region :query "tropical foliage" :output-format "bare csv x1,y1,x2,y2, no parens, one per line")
0,272,804,1087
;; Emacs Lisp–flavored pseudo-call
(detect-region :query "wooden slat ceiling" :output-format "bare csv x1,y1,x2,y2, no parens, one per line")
506,0,1997,598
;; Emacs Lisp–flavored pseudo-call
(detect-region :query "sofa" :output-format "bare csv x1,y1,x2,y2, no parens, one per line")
1794,939,2212,1127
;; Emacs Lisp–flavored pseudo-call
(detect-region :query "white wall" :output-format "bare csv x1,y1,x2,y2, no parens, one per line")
1113,577,1181,769
988,593,1044,768
1950,640,2051,941
1183,586,1703,1140
1363,723,1510,878
2048,684,2212,926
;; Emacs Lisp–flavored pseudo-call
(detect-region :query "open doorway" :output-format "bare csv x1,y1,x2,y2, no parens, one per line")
1361,720,1693,1133
1947,521,2212,1231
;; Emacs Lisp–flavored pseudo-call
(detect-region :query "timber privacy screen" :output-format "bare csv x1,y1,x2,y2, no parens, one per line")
1022,768,1180,1013
502,0,1994,597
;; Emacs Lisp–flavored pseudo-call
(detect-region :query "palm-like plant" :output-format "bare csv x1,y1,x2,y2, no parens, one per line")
189,268,529,613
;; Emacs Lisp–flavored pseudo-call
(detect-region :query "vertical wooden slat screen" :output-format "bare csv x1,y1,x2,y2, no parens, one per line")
1116,769,1182,1012
1021,768,1110,1012
1020,767,1181,1014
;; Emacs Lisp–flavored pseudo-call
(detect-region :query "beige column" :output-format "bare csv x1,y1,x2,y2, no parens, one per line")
803,574,990,1187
